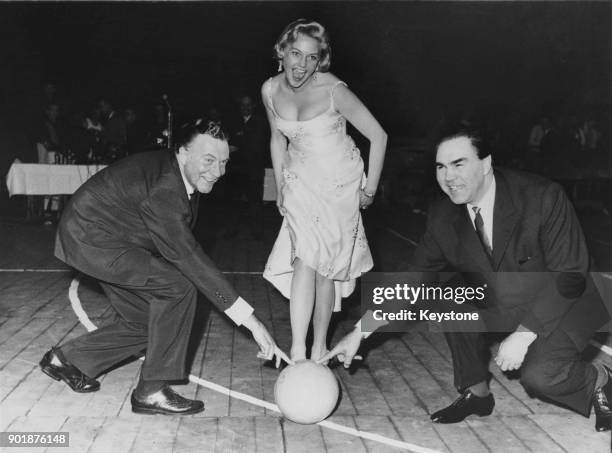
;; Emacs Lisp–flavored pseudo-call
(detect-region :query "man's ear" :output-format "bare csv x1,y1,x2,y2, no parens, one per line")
482,155,492,175
176,146,188,164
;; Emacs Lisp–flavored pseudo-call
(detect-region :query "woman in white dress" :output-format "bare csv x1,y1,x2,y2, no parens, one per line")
262,19,387,362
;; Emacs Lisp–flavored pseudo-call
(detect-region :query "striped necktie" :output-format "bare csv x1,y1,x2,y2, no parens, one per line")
472,206,492,256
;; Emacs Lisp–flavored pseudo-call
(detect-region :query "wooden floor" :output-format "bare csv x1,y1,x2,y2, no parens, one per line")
0,203,611,453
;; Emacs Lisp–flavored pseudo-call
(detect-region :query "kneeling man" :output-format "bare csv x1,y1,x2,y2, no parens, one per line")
323,124,611,431
40,120,289,415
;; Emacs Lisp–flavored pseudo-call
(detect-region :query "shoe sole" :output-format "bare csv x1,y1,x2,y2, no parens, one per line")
39,363,100,393
131,405,205,416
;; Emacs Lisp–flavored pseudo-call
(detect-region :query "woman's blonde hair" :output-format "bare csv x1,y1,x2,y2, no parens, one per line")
274,19,331,72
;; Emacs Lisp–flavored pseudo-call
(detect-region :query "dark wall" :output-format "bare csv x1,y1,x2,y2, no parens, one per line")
1,1,611,178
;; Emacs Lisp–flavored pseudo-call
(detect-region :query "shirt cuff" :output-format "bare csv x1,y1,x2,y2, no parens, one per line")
224,297,254,326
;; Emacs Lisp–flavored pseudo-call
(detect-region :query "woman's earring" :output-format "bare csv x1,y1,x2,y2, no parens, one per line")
277,61,283,72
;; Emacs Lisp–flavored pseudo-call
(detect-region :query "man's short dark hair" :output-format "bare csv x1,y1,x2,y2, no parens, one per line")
436,122,492,160
175,119,227,152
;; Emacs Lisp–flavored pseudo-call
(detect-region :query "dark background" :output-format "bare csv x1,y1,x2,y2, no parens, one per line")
1,1,611,182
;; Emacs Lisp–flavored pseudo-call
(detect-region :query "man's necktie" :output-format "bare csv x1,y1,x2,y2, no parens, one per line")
472,206,492,256
189,193,199,228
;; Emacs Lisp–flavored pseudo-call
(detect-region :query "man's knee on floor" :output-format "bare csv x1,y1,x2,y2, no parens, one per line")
520,362,548,395
520,359,569,397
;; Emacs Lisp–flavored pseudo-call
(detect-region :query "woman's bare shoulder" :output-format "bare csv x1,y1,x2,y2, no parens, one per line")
314,71,341,89
261,74,283,93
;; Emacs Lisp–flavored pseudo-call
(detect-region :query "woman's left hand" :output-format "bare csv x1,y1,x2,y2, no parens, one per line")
359,189,375,210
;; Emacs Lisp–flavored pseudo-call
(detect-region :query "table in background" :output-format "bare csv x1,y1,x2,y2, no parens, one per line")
6,163,106,196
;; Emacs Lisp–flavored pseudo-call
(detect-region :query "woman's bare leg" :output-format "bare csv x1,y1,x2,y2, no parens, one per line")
311,273,335,362
289,258,316,361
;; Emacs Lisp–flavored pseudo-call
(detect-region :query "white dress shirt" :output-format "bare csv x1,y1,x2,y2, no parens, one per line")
177,154,196,199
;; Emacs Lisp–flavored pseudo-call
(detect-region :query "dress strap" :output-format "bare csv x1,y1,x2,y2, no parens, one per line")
330,81,347,112
266,77,278,117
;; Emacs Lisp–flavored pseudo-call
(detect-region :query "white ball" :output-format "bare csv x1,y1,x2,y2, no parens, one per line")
274,359,339,424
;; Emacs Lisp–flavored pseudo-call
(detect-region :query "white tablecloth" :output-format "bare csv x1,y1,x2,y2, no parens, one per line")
6,163,106,196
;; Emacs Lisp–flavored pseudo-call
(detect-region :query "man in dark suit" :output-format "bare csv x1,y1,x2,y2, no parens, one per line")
321,124,611,431
40,120,289,415
98,99,127,162
225,95,270,239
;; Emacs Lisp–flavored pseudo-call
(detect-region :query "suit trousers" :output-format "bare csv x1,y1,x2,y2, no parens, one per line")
60,255,197,381
445,328,599,417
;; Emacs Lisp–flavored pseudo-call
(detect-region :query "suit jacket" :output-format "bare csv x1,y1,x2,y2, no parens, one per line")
411,168,607,348
55,150,239,311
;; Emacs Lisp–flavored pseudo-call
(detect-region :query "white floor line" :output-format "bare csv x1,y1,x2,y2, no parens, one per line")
68,277,98,332
0,268,71,272
384,227,419,247
0,269,261,274
590,340,612,357
68,275,442,453
221,271,263,275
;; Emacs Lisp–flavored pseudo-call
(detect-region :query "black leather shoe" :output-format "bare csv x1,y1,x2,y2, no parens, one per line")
593,372,612,432
131,385,205,415
430,390,494,423
39,348,100,393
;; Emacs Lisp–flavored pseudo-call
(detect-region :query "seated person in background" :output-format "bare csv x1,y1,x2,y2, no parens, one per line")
98,98,127,162
37,103,63,163
124,108,146,156
35,103,65,222
225,94,270,239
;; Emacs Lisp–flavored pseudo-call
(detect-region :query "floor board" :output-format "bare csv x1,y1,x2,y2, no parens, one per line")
0,212,609,452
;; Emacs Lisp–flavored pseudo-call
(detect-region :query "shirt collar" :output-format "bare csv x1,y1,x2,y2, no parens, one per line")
176,154,195,198
467,174,496,214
